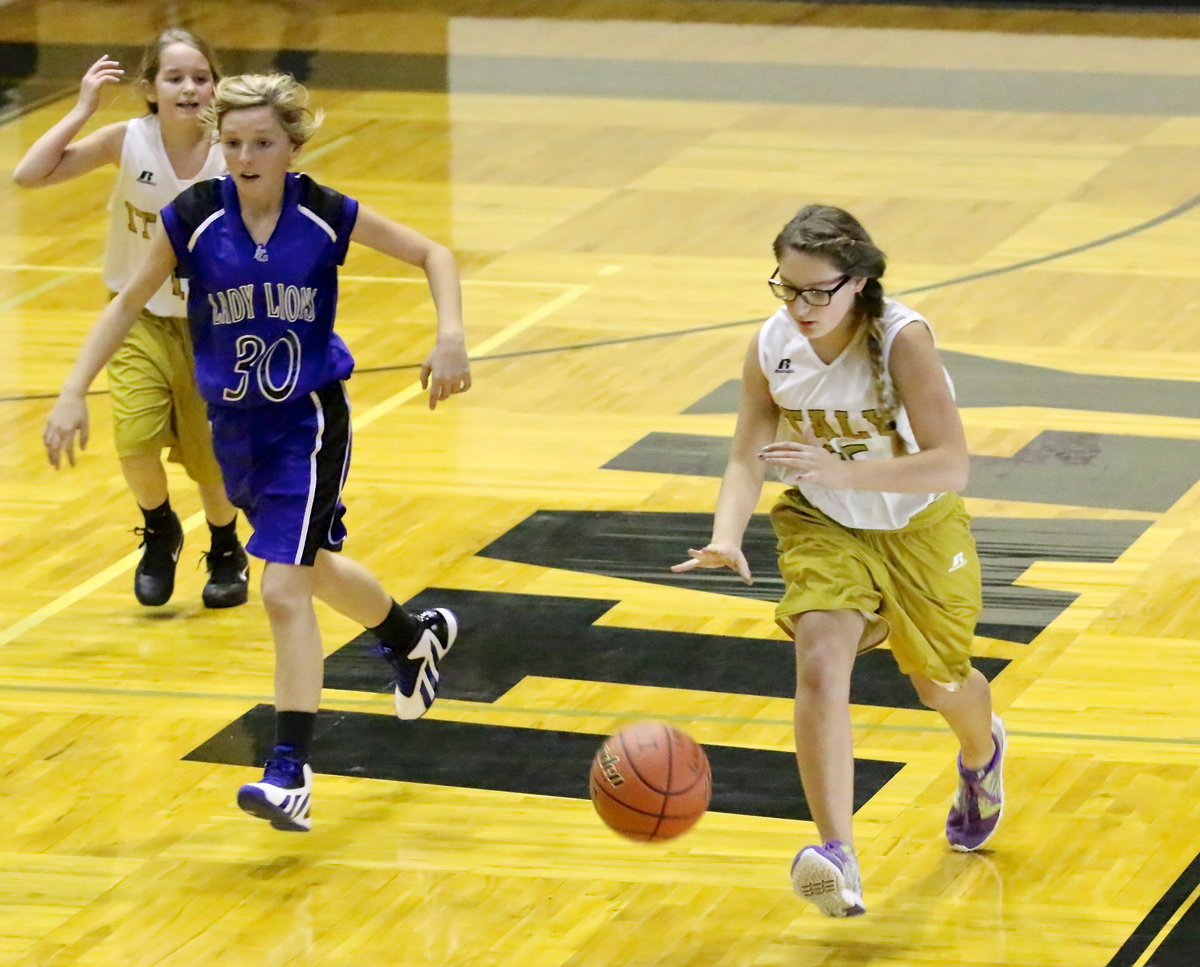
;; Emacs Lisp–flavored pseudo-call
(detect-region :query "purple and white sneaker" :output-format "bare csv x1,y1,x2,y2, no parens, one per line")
946,713,1006,851
790,840,866,916
237,752,312,832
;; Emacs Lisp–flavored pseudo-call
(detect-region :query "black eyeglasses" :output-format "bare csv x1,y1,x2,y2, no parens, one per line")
767,270,851,307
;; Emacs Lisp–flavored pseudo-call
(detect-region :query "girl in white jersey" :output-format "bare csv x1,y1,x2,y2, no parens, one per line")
673,205,1005,917
13,30,248,610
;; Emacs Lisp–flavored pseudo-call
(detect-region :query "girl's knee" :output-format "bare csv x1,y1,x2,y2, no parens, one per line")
260,584,300,621
260,568,311,620
795,658,849,699
793,624,858,695
909,672,957,710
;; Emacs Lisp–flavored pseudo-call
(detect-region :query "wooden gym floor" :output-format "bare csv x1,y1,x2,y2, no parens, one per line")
1,1,1199,964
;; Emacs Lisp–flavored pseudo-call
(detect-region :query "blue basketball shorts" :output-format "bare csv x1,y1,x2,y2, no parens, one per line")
208,381,352,566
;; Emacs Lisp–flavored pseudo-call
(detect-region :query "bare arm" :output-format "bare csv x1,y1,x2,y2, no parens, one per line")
878,321,970,491
13,57,126,187
672,333,779,583
759,321,969,494
349,203,470,409
43,233,177,467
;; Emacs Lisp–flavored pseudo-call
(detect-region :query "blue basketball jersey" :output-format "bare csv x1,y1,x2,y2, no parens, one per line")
161,172,358,408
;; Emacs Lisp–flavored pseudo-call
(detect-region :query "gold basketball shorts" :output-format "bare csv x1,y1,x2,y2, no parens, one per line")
105,307,224,488
770,489,983,688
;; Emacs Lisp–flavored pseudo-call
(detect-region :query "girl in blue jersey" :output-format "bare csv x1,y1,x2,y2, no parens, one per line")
673,205,1003,916
44,73,472,832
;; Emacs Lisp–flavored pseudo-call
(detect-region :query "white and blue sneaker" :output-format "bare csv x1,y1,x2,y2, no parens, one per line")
237,753,312,831
382,608,458,720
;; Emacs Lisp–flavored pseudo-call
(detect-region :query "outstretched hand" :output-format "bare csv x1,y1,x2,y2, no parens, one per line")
43,392,89,469
671,543,753,585
420,339,471,410
78,56,124,113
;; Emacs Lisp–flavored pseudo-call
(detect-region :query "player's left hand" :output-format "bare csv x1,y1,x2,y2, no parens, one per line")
44,391,89,469
758,440,852,489
420,339,471,410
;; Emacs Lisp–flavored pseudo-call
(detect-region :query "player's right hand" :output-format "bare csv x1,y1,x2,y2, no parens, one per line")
78,56,124,112
44,393,89,469
671,543,753,585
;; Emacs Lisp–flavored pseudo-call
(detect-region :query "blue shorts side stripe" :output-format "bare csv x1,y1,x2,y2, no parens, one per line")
295,389,327,565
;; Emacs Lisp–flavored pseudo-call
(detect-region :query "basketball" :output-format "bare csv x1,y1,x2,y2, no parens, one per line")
588,720,712,842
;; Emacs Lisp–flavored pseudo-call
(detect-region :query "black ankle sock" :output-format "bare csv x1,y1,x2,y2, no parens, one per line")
275,711,316,761
207,517,239,552
140,498,174,530
369,600,420,650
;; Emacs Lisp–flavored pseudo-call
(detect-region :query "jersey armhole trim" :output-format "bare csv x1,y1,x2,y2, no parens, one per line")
881,317,932,371
298,204,338,243
188,209,225,251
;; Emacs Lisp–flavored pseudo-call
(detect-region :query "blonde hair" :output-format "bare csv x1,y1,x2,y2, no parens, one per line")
139,28,220,114
203,73,322,146
773,205,897,430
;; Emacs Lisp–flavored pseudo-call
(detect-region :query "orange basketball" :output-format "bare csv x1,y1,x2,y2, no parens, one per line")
588,720,711,842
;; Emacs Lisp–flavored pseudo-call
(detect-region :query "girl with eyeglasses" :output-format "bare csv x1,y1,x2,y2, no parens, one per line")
673,204,1003,917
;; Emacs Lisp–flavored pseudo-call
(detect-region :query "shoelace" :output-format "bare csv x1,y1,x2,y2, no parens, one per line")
261,757,305,788
969,775,1001,804
197,549,235,570
133,525,180,553
956,774,1001,822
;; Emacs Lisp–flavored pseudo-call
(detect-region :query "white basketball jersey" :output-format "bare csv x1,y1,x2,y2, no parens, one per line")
757,297,954,530
103,115,225,317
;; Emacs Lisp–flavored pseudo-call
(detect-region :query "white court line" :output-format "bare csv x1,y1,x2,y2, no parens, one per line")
296,133,354,165
0,283,589,648
0,271,81,314
356,284,587,424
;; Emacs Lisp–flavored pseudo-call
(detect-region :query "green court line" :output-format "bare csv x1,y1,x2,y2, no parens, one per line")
1,680,1197,748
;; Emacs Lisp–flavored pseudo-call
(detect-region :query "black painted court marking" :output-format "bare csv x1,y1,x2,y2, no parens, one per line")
473,510,1148,646
1105,848,1200,967
323,587,1006,710
188,584,909,819
184,700,902,820
186,706,902,823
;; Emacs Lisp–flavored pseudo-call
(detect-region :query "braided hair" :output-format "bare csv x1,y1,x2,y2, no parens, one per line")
772,205,895,428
